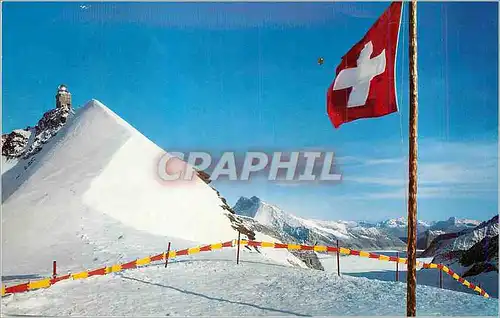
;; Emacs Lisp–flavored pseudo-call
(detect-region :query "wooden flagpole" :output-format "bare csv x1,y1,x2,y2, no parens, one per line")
407,0,419,316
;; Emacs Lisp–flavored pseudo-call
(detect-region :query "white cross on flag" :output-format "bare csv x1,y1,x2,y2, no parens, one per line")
327,2,402,128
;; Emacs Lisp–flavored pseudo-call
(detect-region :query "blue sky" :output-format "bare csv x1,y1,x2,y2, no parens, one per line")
3,2,498,222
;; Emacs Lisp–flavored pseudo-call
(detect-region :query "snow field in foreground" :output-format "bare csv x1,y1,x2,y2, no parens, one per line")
317,252,498,298
2,249,497,316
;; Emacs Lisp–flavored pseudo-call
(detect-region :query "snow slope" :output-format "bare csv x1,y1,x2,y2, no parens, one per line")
1,248,497,316
1,155,18,175
1,100,240,277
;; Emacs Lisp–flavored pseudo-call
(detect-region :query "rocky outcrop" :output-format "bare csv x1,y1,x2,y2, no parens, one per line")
428,234,498,278
23,105,72,158
460,234,498,267
463,262,498,277
207,187,257,242
1,129,32,158
195,169,211,185
2,87,72,161
290,250,324,271
225,213,256,241
459,234,498,277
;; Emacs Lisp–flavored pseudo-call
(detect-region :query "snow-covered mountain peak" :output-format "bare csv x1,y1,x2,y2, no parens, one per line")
233,196,305,231
382,217,408,228
377,217,431,229
233,196,262,218
2,96,250,276
85,99,140,135
254,200,303,229
429,217,482,232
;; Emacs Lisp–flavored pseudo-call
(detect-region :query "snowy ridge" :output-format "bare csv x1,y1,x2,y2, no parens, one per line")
447,219,498,252
423,215,499,258
1,99,248,278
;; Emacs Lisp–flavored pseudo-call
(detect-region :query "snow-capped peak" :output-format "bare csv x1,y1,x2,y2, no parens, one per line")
2,97,249,277
377,217,431,229
233,196,262,218
429,217,482,232
380,217,408,228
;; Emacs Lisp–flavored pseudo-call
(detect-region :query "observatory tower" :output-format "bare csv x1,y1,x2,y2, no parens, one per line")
56,84,71,109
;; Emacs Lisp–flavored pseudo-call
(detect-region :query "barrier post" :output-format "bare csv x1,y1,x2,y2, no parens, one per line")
336,240,340,276
396,252,399,282
52,260,57,279
439,267,443,288
236,231,241,265
165,242,171,268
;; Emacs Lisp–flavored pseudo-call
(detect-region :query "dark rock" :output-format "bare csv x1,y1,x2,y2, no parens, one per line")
1,129,31,158
460,235,498,267
195,169,211,184
463,262,498,277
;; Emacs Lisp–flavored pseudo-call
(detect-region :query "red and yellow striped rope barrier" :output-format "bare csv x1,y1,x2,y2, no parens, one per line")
1,240,234,297
237,240,490,298
1,240,490,299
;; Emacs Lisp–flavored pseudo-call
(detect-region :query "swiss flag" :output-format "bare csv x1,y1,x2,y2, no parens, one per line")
327,2,402,128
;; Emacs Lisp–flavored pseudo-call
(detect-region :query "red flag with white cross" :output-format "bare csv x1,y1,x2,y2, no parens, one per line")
327,2,402,128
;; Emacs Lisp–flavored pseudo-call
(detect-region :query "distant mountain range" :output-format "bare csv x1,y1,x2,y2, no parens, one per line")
233,196,406,251
370,216,481,249
232,196,498,293
233,196,486,253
